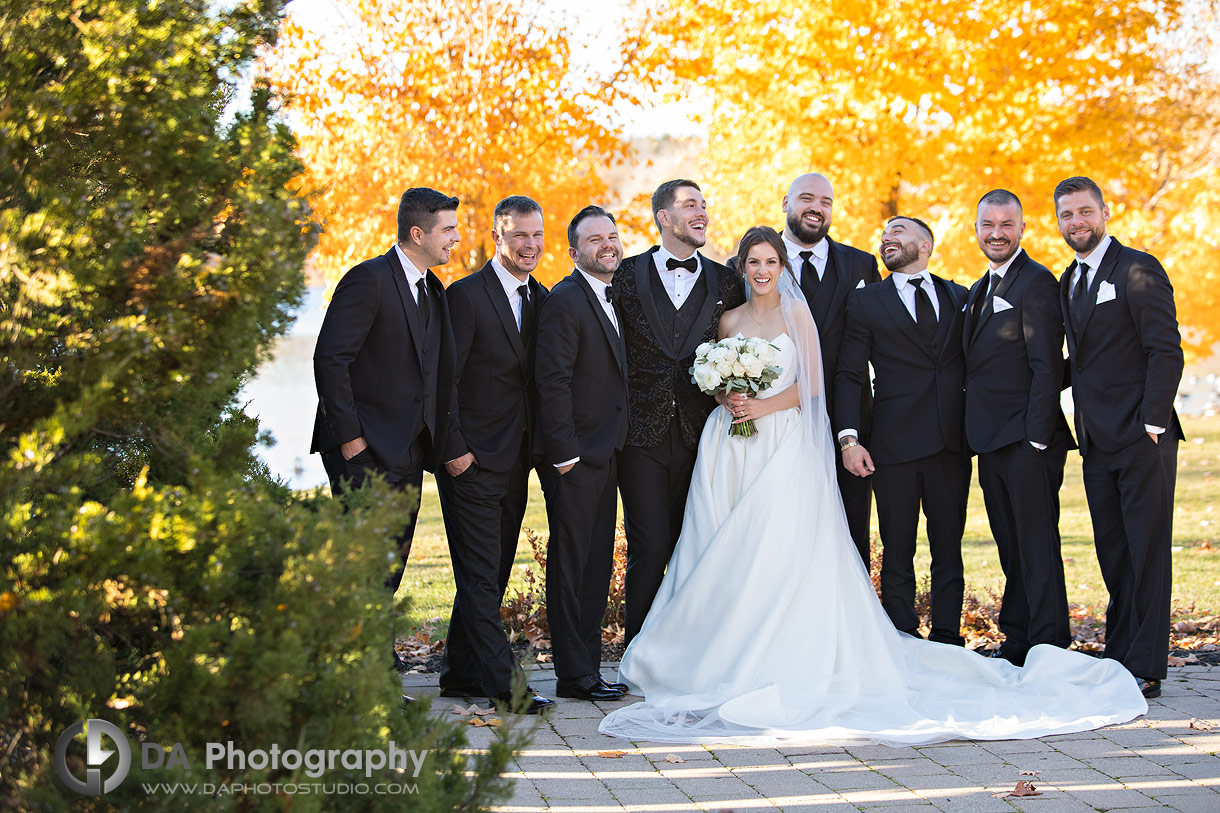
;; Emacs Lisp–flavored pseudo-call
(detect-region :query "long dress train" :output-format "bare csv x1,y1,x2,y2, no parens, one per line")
599,323,1146,747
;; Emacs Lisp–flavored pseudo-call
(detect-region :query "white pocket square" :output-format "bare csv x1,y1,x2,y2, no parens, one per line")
992,296,1014,313
1096,280,1117,304
855,279,865,289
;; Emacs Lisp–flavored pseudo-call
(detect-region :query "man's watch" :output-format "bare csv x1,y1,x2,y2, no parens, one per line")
839,435,859,452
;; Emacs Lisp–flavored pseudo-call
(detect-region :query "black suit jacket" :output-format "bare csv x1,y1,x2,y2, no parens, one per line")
1059,238,1184,455
614,247,746,448
441,262,548,471
963,250,1074,454
311,247,455,473
835,273,969,466
535,271,628,467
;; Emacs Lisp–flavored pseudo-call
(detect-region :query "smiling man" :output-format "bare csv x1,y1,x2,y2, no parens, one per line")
434,195,554,713
1054,175,1184,699
614,180,746,643
835,216,970,646
963,189,1075,667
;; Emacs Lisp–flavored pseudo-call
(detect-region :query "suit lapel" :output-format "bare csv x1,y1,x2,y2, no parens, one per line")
879,276,932,357
1060,267,1079,355
821,240,854,330
574,271,626,377
1075,239,1121,337
675,254,719,361
479,263,526,364
931,275,959,356
969,250,1026,343
633,246,675,359
964,275,988,350
386,248,425,364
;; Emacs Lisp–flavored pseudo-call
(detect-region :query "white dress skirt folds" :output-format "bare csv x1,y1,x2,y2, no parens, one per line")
599,294,1146,748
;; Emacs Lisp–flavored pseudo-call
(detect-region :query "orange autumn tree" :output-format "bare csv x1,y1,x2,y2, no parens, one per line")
270,0,644,289
641,0,1220,358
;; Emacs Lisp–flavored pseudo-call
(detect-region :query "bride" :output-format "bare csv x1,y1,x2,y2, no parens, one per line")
599,226,1146,747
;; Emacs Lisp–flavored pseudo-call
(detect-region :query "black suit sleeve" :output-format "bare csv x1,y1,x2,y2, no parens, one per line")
863,254,881,285
534,292,583,465
440,283,475,461
834,290,872,434
1129,256,1184,430
1022,272,1067,445
313,264,379,445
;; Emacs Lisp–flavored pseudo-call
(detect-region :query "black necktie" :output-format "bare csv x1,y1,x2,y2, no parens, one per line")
666,256,697,272
989,272,1002,298
799,250,818,292
1071,263,1089,327
517,283,532,342
909,276,937,342
415,278,430,334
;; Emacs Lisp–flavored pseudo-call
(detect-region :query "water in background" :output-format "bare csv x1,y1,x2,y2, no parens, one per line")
245,284,1219,490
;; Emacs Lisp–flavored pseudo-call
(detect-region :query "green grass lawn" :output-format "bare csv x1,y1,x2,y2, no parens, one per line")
396,415,1220,636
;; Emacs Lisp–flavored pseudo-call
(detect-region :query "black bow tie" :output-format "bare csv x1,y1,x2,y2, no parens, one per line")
666,256,697,272
604,285,616,304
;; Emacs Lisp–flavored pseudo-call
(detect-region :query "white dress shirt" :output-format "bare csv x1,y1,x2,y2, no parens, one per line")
652,246,702,308
782,233,828,286
393,244,426,304
554,269,619,469
892,269,941,321
491,257,529,330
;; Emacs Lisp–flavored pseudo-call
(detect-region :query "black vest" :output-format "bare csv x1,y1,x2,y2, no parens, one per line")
650,266,709,351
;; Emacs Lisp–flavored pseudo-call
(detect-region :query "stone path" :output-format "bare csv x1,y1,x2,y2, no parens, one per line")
403,664,1220,812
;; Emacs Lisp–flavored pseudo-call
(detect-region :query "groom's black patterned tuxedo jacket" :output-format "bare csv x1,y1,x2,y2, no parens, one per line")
614,247,746,450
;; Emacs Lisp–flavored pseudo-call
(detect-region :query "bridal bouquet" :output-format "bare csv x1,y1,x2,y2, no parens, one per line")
690,336,783,437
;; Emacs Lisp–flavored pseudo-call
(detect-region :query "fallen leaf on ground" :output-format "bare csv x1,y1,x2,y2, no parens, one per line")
450,704,477,716
1189,718,1213,731
468,717,502,727
664,754,686,763
472,706,497,716
995,780,1041,798
1019,770,1041,776
597,750,627,759
1168,653,1200,666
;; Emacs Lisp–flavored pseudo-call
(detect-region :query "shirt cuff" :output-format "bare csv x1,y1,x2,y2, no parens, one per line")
554,457,580,469
1029,441,1047,450
837,429,858,442
1145,425,1165,435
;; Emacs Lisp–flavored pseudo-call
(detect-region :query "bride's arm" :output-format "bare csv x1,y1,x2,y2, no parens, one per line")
734,382,799,422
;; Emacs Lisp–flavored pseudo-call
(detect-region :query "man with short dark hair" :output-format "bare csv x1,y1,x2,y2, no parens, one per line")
1054,175,1184,698
965,189,1074,666
836,216,970,646
434,195,554,713
615,180,746,643
311,186,460,685
536,205,630,701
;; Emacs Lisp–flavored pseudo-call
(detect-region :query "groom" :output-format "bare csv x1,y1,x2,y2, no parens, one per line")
616,180,747,643
835,216,970,646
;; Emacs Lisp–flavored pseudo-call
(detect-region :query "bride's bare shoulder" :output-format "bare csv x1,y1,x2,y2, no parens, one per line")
718,304,747,339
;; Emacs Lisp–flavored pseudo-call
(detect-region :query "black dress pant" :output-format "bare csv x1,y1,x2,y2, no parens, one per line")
619,414,698,643
978,441,1071,660
837,451,874,567
435,450,529,697
872,450,970,645
546,458,619,682
321,440,423,591
1082,433,1178,680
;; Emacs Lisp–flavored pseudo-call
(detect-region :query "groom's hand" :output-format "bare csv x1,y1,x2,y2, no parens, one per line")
843,444,875,478
445,452,476,477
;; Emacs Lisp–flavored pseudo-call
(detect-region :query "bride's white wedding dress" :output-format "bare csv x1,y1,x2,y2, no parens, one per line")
599,295,1146,747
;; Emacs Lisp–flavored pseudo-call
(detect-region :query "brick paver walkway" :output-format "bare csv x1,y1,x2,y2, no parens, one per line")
404,663,1220,812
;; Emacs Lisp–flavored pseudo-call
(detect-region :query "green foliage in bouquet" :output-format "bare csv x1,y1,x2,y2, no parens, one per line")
0,1,524,809
689,337,784,437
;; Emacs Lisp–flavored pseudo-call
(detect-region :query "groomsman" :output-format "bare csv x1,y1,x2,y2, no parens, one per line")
964,190,1074,666
435,196,554,713
779,173,882,564
311,187,459,687
615,180,746,643
312,187,458,586
1055,176,1183,698
536,206,630,701
836,216,970,646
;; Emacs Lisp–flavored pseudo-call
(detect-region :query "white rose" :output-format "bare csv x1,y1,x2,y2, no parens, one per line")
756,343,777,365
714,359,733,376
693,366,722,392
695,342,713,359
741,355,765,377
731,360,746,377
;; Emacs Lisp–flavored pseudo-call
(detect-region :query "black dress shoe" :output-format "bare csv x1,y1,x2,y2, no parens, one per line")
493,691,555,715
599,676,630,694
1137,678,1162,699
556,676,627,701
985,648,1026,667
439,683,484,698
